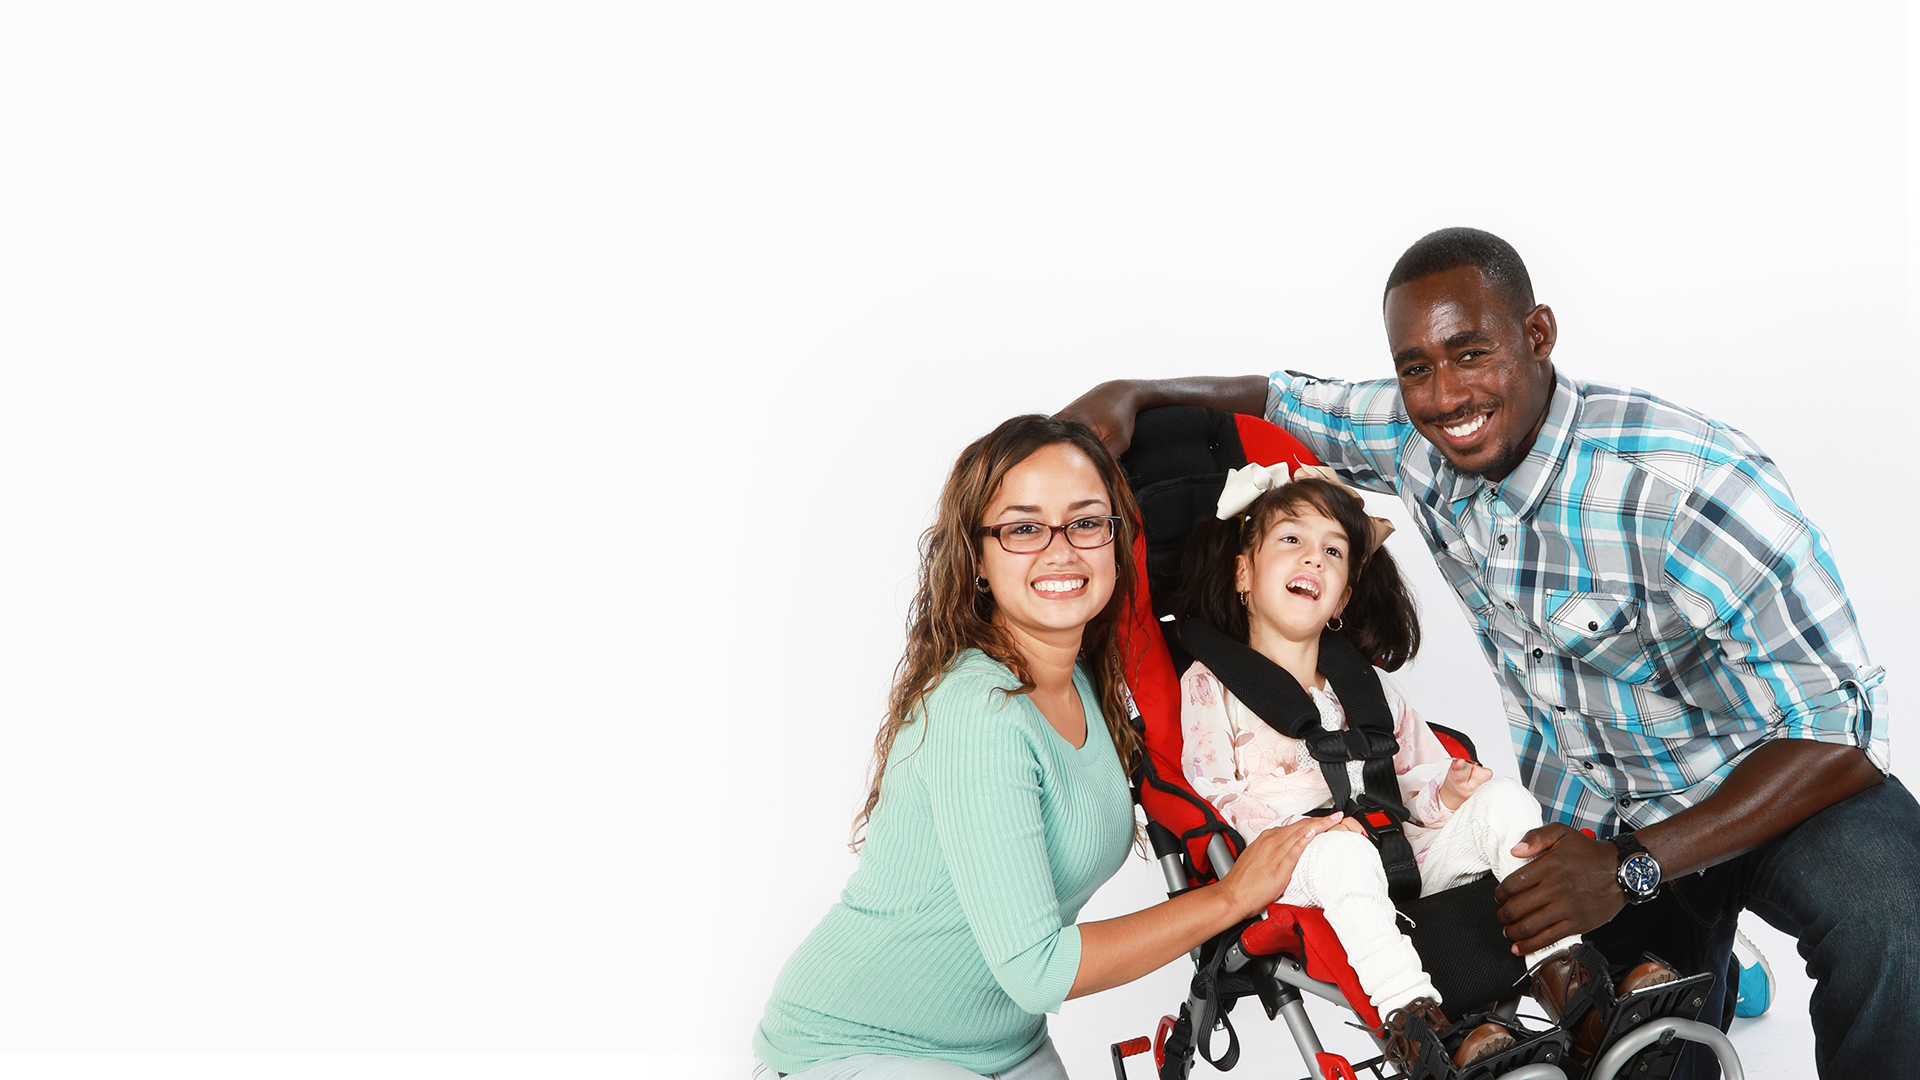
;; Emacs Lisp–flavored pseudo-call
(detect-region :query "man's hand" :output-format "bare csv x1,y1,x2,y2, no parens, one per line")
1056,374,1271,456
1057,380,1149,455
1439,758,1491,811
1492,824,1624,956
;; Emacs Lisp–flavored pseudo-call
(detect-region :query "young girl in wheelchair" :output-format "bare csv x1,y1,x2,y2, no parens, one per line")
1176,465,1670,1068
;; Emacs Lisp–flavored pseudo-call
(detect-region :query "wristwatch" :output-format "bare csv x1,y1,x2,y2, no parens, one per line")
1612,832,1663,904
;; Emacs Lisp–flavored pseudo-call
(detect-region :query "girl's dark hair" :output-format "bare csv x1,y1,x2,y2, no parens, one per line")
1172,476,1420,670
850,414,1144,849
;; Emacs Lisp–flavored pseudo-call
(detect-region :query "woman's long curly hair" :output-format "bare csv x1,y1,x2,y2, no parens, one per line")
851,415,1144,849
1172,476,1420,670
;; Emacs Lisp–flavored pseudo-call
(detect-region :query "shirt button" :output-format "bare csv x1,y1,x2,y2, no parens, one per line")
1497,535,1508,547
1532,648,1544,659
1505,602,1515,610
1555,706,1567,713
1588,620,1600,631
1617,796,1633,808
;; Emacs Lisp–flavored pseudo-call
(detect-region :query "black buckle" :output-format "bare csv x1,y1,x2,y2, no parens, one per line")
1306,727,1397,765
1348,794,1411,836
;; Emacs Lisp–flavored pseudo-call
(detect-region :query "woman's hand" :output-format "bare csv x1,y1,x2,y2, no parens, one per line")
1440,758,1492,811
1069,812,1348,999
1217,813,1343,920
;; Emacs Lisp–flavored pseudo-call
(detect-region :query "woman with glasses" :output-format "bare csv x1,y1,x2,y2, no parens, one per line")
754,414,1344,1080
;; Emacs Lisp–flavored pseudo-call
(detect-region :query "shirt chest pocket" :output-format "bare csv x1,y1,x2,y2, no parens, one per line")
1541,590,1654,684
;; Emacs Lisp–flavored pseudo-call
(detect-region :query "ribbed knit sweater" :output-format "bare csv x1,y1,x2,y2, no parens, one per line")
754,650,1134,1074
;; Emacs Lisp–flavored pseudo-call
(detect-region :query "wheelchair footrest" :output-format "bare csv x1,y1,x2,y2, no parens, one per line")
1576,956,1714,1080
1398,1012,1571,1080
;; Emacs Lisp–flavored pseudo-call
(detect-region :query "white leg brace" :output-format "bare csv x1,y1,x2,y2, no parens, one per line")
1277,828,1439,1014
1415,776,1580,968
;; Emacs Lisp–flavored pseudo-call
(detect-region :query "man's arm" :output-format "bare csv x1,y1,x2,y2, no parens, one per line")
1057,376,1268,455
1492,739,1882,955
1495,455,1887,954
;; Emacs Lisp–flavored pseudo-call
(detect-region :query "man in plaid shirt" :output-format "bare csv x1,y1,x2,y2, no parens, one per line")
1063,228,1914,1078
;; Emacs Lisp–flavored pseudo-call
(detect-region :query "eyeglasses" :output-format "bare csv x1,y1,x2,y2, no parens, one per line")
974,516,1122,554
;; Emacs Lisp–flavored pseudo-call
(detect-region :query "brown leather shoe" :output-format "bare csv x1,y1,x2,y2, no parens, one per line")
1529,947,1605,1061
1527,947,1587,1021
1616,959,1679,996
1380,996,1449,1071
1530,949,1679,1062
1452,1021,1518,1067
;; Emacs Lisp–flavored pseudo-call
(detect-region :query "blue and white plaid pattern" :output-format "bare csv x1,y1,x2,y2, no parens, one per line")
1267,370,1888,836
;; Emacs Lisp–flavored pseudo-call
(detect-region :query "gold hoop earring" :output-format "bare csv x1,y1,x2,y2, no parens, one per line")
975,576,992,594
1327,615,1344,632
1237,591,1250,607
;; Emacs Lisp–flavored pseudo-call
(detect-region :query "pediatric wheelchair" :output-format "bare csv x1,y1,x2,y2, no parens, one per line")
1104,406,1743,1080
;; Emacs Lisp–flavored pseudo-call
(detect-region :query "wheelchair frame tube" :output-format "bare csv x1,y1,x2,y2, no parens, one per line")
1274,993,1324,1080
1193,835,1737,1080
1587,1018,1743,1080
1207,834,1235,878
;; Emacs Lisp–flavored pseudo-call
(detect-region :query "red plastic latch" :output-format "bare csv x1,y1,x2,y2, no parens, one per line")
1580,828,1597,839
1316,1052,1360,1080
1366,811,1392,829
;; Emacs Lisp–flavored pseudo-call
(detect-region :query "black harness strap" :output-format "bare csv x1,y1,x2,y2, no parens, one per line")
1177,617,1423,903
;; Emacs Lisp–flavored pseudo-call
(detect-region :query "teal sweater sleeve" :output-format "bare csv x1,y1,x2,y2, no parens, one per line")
923,667,1084,1014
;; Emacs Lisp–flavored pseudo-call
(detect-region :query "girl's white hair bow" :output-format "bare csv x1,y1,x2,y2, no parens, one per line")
1215,461,1396,554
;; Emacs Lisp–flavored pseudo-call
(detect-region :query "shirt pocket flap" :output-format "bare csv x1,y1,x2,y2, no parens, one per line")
1542,590,1653,684
1546,591,1640,641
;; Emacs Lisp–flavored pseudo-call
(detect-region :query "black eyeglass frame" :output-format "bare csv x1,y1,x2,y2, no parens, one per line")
972,515,1124,554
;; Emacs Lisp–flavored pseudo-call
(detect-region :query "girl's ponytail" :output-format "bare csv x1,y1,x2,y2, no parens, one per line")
1341,541,1420,671
1171,514,1250,642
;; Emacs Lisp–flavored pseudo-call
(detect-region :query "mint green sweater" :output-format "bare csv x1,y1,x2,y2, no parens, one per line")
755,651,1134,1074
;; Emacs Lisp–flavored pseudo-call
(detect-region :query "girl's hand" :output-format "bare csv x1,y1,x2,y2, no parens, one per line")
1218,814,1342,920
1440,758,1493,811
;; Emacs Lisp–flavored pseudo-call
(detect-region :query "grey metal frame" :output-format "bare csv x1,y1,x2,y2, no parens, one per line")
1175,838,1740,1080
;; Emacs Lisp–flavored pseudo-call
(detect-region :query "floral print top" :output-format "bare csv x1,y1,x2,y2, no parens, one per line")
1181,661,1457,859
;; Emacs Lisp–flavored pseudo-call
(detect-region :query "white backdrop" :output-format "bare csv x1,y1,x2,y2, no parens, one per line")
0,4,1912,1079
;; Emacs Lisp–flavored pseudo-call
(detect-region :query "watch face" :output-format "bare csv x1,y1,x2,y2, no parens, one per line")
1620,852,1661,896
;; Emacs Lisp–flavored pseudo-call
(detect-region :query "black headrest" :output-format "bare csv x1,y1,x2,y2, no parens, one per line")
1119,406,1249,619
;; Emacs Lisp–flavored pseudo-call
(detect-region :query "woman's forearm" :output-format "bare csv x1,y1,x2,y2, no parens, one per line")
1065,814,1334,999
1067,883,1241,999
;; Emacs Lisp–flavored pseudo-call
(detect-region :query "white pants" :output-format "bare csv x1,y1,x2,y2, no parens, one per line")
1273,777,1578,1015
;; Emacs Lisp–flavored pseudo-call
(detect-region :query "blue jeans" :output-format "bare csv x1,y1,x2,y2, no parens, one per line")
1587,774,1920,1079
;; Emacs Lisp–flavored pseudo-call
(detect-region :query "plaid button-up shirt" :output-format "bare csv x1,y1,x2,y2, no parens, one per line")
1267,370,1889,836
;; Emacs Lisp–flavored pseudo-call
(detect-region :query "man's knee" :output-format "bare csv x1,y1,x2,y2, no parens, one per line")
1759,774,1920,919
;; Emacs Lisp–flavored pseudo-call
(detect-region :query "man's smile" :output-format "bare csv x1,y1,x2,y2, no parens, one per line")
1423,404,1500,454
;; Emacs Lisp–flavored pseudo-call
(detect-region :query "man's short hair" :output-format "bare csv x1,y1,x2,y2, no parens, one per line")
1384,227,1535,317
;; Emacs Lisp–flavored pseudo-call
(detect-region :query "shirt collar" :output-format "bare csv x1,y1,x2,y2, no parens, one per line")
1428,370,1581,520
1490,371,1581,520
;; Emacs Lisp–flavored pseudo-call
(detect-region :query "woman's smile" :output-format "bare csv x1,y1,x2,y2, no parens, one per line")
1031,574,1090,598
